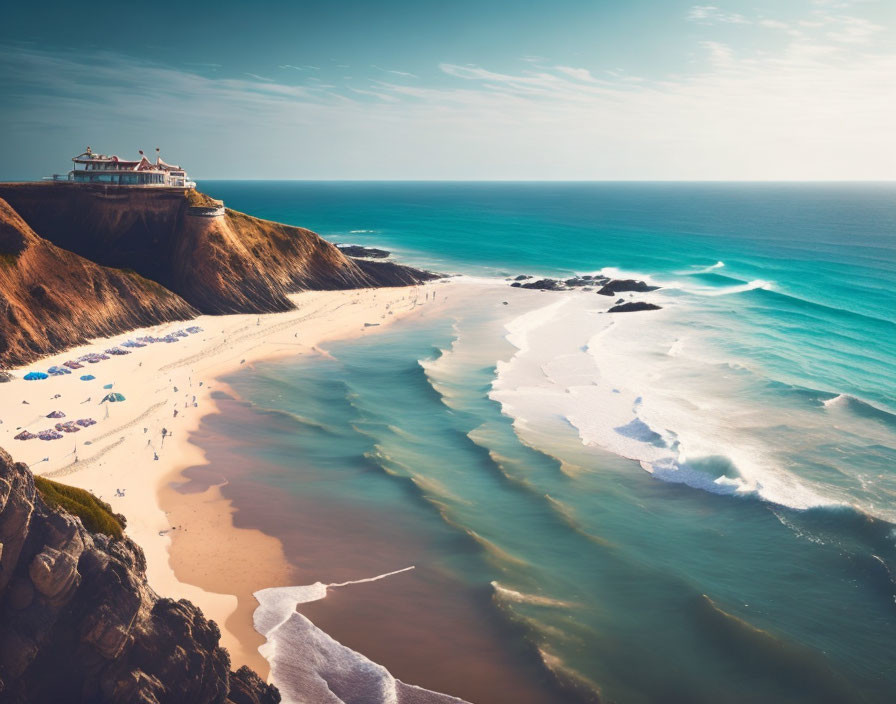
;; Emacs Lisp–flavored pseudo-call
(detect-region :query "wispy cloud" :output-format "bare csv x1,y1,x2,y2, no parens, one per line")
243,72,274,82
555,66,597,82
823,15,884,43
371,64,418,78
687,5,750,24
1,1,894,181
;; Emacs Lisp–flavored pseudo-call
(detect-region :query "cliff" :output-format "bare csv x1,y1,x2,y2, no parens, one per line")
0,447,280,704
0,197,197,368
0,184,435,317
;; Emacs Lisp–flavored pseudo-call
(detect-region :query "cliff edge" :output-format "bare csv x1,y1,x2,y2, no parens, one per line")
0,184,435,317
0,197,197,369
0,447,280,704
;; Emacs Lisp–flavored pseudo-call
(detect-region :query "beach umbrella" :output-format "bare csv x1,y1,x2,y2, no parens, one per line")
103,383,114,389
14,430,36,440
101,392,126,403
46,410,66,419
80,374,96,381
24,372,48,381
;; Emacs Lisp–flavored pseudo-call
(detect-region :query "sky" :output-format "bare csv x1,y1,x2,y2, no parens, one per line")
1,0,894,180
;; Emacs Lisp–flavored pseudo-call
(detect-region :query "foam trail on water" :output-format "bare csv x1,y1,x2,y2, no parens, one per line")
491,581,576,608
489,287,846,513
679,261,725,275
254,567,469,704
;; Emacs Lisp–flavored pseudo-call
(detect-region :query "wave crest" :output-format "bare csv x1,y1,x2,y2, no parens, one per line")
253,568,470,704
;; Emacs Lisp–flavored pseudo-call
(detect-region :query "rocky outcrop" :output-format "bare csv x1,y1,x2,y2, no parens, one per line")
0,198,197,369
336,245,390,259
517,278,567,291
510,275,609,291
0,448,279,704
0,184,436,318
595,279,659,296
607,301,662,313
0,184,438,367
506,274,663,301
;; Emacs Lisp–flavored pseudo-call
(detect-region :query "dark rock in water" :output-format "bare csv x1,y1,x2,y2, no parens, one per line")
513,274,531,281
510,282,522,287
615,298,625,304
352,258,440,286
520,278,566,291
564,277,594,287
608,301,662,313
337,244,390,259
0,447,280,704
597,279,660,296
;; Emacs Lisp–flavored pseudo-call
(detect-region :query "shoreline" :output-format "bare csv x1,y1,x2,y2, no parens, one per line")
163,280,577,704
0,281,457,678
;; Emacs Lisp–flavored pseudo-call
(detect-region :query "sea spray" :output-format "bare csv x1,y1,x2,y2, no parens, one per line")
253,567,469,704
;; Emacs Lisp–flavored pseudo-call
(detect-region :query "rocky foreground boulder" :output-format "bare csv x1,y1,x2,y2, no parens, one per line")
0,448,279,704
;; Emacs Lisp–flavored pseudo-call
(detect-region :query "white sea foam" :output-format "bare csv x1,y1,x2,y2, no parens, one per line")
682,261,725,275
491,581,576,608
823,393,848,408
445,274,509,287
254,567,469,704
489,288,842,512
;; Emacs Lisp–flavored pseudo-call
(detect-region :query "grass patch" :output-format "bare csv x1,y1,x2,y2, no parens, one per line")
34,476,126,539
185,189,221,208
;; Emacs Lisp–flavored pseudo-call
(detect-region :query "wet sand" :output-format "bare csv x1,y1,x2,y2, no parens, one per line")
169,364,572,704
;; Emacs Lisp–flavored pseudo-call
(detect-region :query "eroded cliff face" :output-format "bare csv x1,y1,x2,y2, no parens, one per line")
0,184,435,317
0,198,197,368
0,448,279,704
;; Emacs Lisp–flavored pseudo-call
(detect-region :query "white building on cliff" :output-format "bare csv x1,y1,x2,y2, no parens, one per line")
62,147,196,188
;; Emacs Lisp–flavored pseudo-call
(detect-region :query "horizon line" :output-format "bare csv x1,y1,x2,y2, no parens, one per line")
190,178,896,184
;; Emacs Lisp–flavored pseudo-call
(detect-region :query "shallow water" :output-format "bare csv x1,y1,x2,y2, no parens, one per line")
198,182,896,703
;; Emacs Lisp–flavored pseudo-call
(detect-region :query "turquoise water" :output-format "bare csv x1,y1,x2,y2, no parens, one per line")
202,182,896,703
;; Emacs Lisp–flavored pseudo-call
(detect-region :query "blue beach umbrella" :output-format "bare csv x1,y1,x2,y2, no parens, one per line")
103,383,114,389
24,372,48,381
80,374,96,381
101,392,126,403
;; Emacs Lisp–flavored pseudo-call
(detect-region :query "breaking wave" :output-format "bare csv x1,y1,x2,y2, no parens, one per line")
488,282,879,515
253,567,470,704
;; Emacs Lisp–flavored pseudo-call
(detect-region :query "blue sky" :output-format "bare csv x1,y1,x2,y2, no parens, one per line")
1,0,893,179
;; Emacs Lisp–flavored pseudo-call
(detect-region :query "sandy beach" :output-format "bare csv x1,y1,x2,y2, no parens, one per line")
0,280,459,677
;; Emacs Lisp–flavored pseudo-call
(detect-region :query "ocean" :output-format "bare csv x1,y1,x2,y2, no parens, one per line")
196,181,896,703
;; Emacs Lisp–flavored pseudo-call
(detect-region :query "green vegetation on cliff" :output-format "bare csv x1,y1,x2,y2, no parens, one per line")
34,476,125,538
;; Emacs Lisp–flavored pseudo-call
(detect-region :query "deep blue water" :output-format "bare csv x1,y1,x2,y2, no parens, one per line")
201,182,896,704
